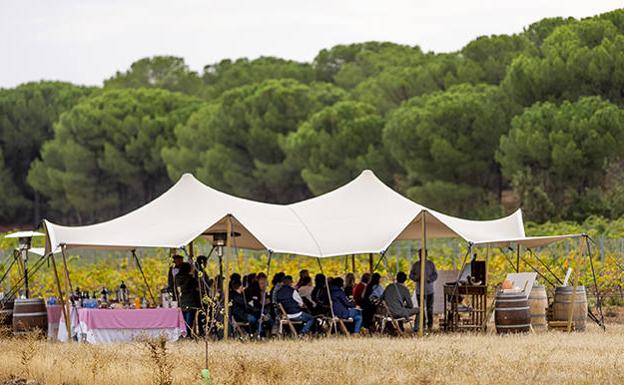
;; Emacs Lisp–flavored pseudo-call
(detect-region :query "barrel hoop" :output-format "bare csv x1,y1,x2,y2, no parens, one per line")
495,299,529,303
530,314,546,317
496,324,531,329
554,300,587,305
13,312,47,317
496,306,529,311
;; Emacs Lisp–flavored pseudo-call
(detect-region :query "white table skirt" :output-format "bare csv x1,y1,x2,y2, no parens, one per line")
58,318,183,344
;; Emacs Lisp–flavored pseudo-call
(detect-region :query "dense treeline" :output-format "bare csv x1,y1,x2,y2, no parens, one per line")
1,9,624,226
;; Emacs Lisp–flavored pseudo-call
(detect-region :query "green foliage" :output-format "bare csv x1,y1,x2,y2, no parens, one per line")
284,100,396,194
202,57,315,99
2,9,624,225
497,96,624,221
104,56,203,96
162,79,346,203
0,81,93,223
27,88,202,223
504,15,624,106
384,84,515,214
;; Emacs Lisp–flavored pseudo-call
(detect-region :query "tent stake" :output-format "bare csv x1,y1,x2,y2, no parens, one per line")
418,211,427,337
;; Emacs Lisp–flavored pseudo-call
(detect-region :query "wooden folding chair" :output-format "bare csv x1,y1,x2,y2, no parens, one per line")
232,319,251,340
334,317,354,336
374,301,412,336
277,303,303,337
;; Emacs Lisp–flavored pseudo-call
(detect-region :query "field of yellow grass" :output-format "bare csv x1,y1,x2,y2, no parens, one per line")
1,322,623,385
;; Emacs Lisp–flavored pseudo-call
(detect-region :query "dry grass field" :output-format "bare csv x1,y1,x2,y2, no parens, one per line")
1,322,623,385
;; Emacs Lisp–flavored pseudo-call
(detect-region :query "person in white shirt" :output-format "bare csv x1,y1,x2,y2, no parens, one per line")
276,276,315,335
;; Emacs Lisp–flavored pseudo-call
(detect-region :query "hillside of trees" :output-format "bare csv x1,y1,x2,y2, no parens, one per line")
1,9,624,226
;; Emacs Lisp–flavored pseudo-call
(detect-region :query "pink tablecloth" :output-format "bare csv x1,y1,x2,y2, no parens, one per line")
46,305,63,338
47,305,63,323
58,307,187,343
76,308,185,330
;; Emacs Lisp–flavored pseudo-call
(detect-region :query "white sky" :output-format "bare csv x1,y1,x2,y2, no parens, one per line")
1,0,621,87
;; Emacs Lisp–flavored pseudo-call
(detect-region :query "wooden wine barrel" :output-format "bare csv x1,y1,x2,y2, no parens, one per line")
12,298,48,334
495,291,530,334
0,299,14,327
552,286,587,331
528,285,548,331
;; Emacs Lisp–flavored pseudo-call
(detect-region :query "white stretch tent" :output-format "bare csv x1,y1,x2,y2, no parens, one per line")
44,170,535,257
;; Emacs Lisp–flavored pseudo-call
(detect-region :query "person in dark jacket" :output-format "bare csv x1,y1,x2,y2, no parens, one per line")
361,272,383,328
167,255,185,299
329,277,362,334
175,262,201,337
230,280,258,334
310,273,330,315
276,276,315,335
409,249,438,330
244,272,272,336
383,272,418,319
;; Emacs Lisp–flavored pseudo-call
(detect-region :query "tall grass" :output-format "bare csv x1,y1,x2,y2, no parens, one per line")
0,324,623,385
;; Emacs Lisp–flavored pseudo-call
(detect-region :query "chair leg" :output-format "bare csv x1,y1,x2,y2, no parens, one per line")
338,320,350,336
287,321,298,337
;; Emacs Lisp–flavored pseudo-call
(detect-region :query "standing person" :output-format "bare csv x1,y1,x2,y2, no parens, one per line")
167,255,185,299
276,276,315,336
409,249,438,331
329,277,362,334
344,273,356,298
352,273,371,307
295,269,310,289
383,272,418,319
175,262,201,337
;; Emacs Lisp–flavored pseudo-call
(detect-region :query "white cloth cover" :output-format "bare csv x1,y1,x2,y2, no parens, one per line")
57,314,182,344
44,170,568,258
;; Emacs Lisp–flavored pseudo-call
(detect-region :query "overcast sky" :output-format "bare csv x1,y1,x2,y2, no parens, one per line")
1,0,621,87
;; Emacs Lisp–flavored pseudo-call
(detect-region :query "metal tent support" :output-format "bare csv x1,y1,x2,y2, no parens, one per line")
132,250,156,306
585,236,606,331
317,257,338,335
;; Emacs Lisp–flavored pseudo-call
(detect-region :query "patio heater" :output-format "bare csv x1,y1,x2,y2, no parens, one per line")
5,231,44,299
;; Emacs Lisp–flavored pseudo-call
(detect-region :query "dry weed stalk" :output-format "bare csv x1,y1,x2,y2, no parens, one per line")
141,336,174,385
18,331,43,377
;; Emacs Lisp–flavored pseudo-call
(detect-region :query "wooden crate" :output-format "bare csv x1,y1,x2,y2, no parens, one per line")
548,320,575,331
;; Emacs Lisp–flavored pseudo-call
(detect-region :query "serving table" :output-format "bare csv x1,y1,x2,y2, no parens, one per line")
57,307,186,344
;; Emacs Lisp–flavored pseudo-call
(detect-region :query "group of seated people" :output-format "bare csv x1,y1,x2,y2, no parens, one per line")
168,252,438,338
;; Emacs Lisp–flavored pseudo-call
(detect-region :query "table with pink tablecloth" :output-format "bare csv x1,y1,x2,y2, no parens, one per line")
57,308,186,344
46,304,63,338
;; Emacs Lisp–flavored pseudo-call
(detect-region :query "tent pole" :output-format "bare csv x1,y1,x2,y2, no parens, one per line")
317,257,337,335
567,237,583,332
351,254,356,274
223,215,232,341
50,252,71,340
369,253,373,273
418,211,427,337
258,251,272,337
61,245,83,339
132,250,156,306
516,244,520,273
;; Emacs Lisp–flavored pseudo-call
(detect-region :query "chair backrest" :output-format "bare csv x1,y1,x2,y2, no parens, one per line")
278,303,289,319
